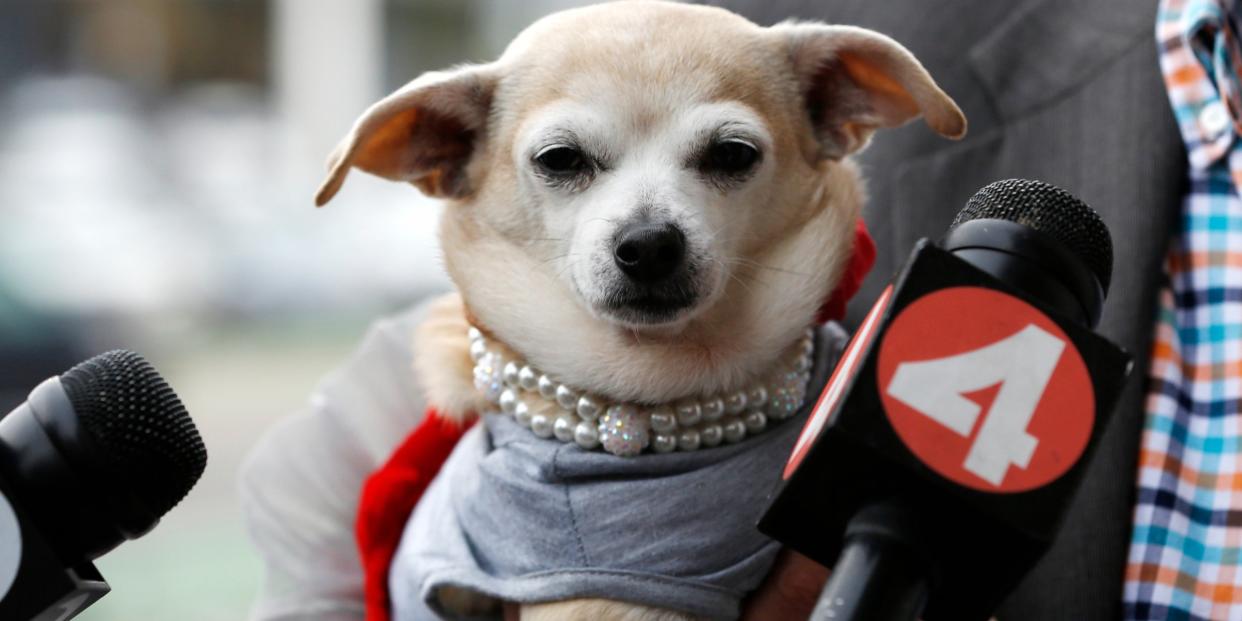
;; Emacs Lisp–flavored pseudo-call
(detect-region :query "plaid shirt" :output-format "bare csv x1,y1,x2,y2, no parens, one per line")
1125,1,1242,618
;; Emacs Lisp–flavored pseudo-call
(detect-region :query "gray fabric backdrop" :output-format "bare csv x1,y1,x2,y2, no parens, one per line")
706,0,1186,618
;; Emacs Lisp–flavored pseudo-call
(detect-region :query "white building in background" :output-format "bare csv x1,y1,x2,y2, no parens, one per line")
272,0,385,180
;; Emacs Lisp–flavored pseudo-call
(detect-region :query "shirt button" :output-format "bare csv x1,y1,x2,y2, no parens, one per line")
1200,101,1232,138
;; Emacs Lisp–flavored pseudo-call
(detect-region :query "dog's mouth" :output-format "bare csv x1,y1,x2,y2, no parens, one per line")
571,236,720,329
601,288,699,325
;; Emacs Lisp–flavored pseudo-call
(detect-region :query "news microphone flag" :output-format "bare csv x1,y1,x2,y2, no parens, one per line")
761,180,1133,621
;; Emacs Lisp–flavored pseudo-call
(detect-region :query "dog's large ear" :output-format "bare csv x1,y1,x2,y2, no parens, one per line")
315,64,499,206
773,23,966,159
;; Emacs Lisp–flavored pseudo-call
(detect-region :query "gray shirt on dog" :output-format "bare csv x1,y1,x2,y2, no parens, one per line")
389,323,847,621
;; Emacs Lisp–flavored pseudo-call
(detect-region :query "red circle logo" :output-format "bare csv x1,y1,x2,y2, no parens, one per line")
876,287,1093,493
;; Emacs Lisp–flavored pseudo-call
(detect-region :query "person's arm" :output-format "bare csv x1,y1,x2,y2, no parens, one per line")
742,549,830,620
238,306,432,621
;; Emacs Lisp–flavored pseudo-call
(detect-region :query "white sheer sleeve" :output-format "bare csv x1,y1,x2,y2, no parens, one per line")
238,304,431,621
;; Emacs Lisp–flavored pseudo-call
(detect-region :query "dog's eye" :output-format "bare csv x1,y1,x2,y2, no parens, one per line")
703,140,760,175
534,146,587,174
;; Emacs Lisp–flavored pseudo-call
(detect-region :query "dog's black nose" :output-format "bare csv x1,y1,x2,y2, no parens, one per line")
614,222,686,283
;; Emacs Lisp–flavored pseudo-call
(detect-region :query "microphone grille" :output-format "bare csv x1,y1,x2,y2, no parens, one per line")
952,179,1113,293
59,350,207,519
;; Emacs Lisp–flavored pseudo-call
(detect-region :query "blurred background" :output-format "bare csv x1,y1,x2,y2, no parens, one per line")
0,1,591,619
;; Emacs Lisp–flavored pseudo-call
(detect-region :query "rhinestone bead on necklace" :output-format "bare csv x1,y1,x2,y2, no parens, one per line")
469,326,815,457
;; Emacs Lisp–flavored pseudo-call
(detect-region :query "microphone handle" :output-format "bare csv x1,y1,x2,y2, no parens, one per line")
810,498,930,621
0,473,109,620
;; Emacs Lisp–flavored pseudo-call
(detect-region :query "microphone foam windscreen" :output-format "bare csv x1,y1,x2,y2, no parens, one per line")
59,350,207,518
952,179,1113,293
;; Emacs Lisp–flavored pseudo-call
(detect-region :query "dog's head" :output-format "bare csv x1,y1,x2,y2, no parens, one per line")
316,1,964,403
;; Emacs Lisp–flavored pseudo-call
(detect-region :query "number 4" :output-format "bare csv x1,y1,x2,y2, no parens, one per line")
885,324,1066,486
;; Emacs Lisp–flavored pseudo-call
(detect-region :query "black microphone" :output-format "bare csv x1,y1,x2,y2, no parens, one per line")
0,350,207,620
759,179,1133,621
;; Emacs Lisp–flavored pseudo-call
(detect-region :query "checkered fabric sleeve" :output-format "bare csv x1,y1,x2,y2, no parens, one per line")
1125,1,1242,619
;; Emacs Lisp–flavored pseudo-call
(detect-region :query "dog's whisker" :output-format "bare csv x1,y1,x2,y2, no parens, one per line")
725,257,814,278
554,255,584,280
727,270,759,295
542,252,582,265
584,217,620,228
626,327,645,346
713,257,763,295
701,221,733,247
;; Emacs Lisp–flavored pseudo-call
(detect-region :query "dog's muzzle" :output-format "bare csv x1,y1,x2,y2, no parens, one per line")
604,221,698,322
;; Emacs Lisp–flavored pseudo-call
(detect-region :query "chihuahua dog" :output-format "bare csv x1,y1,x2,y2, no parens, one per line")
316,1,964,619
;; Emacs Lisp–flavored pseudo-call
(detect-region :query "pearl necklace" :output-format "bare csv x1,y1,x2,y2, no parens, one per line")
469,326,815,457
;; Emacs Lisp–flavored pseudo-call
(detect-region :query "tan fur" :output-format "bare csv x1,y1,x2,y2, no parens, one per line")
412,293,488,421
319,1,965,616
521,599,696,621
